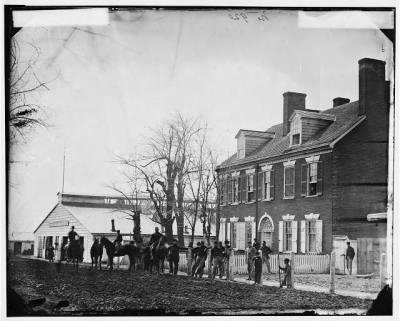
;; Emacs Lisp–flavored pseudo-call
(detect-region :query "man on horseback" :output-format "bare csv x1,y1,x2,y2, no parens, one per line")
113,230,123,254
67,226,78,260
149,227,164,245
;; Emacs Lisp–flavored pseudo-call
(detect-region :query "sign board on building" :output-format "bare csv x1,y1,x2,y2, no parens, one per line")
49,220,69,227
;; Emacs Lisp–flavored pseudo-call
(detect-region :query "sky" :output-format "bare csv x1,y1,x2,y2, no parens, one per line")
7,8,393,236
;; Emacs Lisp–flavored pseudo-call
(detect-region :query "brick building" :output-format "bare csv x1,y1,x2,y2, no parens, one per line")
216,58,389,264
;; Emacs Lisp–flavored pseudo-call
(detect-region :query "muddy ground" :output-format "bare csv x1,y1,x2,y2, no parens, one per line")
7,257,373,316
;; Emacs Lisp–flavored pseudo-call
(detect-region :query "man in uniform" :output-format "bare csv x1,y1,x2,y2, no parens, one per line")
191,242,201,276
246,241,257,280
223,240,232,280
261,241,272,273
192,242,207,278
345,242,355,275
167,239,180,275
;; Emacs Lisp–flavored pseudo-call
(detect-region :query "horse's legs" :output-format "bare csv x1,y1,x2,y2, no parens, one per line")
99,255,102,270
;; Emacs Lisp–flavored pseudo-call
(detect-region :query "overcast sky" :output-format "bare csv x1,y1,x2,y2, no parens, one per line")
8,8,393,235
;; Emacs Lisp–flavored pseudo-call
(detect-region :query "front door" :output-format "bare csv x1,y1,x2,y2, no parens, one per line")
260,216,274,249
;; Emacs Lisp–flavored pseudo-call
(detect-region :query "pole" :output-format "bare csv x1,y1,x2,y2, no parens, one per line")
61,149,66,194
207,248,212,279
278,252,282,287
290,252,295,289
330,251,336,294
187,246,192,276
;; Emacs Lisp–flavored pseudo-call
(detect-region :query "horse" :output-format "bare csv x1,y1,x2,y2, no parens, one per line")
69,237,82,272
150,236,168,274
100,237,137,272
90,238,103,270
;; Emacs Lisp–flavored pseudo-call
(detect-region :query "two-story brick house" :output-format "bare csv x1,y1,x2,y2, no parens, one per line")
216,58,389,258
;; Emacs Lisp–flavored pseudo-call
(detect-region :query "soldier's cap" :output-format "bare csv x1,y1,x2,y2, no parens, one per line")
201,241,205,245
71,226,75,229
117,230,120,233
284,258,290,263
197,242,201,246
347,242,350,245
256,251,260,255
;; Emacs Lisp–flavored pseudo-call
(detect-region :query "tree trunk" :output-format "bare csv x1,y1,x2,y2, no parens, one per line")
164,219,174,242
176,173,185,246
165,178,176,243
133,212,141,243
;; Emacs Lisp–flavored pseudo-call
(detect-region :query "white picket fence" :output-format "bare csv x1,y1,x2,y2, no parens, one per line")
123,250,330,274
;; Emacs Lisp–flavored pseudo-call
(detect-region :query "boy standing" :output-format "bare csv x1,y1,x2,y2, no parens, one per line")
279,258,292,288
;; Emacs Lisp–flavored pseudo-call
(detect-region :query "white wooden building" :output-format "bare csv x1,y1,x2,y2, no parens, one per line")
34,193,215,263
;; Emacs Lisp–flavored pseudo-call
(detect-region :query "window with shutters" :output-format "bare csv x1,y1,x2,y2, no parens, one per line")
301,159,323,197
284,166,295,199
247,174,255,202
306,220,317,251
232,223,237,248
283,221,292,251
300,215,322,253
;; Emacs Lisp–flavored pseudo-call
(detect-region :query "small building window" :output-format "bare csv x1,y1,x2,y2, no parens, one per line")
184,225,189,234
300,215,323,253
290,117,301,146
308,162,318,196
232,177,239,203
279,216,298,253
301,158,323,197
284,221,292,252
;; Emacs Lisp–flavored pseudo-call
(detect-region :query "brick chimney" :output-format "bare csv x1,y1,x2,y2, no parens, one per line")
111,219,116,232
333,97,350,107
283,92,306,136
358,58,386,116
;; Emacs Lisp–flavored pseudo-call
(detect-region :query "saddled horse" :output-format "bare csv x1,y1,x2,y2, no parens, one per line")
69,237,82,272
90,238,103,270
150,236,168,274
100,237,137,272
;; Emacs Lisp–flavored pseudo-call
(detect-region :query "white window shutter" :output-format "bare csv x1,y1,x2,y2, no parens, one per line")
226,222,231,242
315,220,323,253
238,222,245,250
300,220,306,253
219,222,225,242
278,221,283,252
251,221,256,243
291,221,298,253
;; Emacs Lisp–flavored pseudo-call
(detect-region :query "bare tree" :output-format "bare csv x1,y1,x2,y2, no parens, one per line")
8,37,49,142
108,176,144,243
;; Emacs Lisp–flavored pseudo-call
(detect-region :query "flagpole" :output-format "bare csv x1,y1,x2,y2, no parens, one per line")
62,148,66,194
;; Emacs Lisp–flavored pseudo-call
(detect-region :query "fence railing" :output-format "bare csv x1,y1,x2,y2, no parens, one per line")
119,250,330,274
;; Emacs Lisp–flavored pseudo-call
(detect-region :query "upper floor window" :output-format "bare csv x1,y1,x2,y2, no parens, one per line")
290,116,301,146
301,156,323,197
283,160,296,199
262,169,275,201
247,174,255,202
218,176,225,205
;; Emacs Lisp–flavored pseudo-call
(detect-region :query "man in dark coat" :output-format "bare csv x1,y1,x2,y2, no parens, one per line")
167,239,180,275
192,242,208,278
252,251,263,284
261,241,272,273
191,242,201,276
345,242,355,275
150,227,164,245
211,241,224,279
67,226,78,259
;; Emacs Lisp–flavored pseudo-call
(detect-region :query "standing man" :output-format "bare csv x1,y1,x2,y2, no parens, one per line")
252,251,263,285
223,240,231,280
211,241,224,279
345,242,355,275
261,241,272,273
246,241,257,280
191,242,201,276
54,242,62,273
168,239,180,275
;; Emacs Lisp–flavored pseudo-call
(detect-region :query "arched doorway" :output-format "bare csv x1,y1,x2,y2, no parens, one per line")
259,214,274,248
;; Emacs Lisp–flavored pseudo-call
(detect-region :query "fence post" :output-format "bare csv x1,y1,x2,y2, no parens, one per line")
228,249,234,281
207,248,212,279
330,251,335,294
187,247,192,276
290,252,295,289
380,253,386,288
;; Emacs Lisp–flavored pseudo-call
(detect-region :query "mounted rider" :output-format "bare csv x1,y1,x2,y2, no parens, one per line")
149,227,164,247
113,230,123,254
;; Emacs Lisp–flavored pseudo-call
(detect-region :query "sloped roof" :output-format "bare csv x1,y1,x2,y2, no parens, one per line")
289,109,336,122
63,205,211,236
218,101,365,169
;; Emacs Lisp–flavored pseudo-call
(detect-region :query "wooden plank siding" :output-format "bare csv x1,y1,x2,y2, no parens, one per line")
301,118,332,143
34,204,94,263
